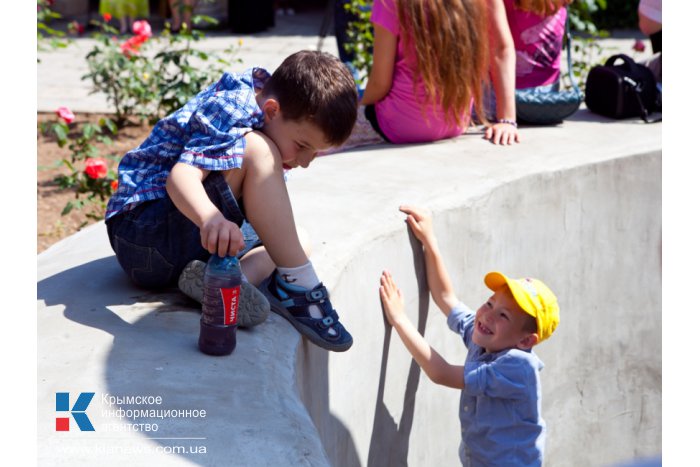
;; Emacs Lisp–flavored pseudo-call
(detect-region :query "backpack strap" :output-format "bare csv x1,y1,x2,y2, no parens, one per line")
622,75,662,123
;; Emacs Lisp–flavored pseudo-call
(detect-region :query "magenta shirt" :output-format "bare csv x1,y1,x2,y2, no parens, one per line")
371,0,468,144
504,0,567,89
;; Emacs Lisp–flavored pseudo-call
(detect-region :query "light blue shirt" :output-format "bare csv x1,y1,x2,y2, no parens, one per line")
448,302,546,467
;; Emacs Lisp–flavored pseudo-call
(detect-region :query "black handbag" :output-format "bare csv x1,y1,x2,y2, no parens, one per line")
584,53,661,123
514,11,582,125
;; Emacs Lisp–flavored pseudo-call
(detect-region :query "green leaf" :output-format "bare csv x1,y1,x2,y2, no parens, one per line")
61,201,75,216
53,125,68,145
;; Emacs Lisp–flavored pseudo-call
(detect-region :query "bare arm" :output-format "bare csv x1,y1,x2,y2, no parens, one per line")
360,24,397,106
484,0,519,145
165,162,244,257
399,205,459,316
380,270,465,389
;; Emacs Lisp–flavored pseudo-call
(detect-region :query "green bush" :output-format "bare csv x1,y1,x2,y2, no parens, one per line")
40,111,120,219
37,0,69,57
82,16,241,126
43,15,242,224
343,0,374,86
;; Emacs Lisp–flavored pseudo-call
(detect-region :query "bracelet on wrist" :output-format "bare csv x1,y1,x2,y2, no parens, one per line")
496,118,518,128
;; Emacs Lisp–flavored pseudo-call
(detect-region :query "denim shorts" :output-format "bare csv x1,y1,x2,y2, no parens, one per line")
106,172,261,289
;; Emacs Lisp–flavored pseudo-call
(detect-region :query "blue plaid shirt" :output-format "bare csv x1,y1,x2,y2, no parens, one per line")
105,68,270,219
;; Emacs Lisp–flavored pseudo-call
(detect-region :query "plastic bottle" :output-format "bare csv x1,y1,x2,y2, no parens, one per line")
198,255,241,356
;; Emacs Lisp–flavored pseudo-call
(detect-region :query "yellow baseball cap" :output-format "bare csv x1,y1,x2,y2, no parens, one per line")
484,271,560,343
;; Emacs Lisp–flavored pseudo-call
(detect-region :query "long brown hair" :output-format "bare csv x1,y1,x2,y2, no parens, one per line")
395,0,489,127
514,0,572,17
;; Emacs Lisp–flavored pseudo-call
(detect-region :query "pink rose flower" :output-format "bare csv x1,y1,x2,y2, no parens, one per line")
633,39,646,53
56,106,75,124
132,20,152,38
85,158,109,180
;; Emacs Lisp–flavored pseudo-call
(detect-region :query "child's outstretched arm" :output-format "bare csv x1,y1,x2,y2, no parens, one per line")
380,270,464,389
399,205,459,317
166,162,244,257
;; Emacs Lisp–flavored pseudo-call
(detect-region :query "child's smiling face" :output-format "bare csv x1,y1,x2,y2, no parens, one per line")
472,287,537,353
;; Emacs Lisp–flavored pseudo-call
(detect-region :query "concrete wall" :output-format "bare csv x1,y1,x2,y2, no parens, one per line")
289,147,661,466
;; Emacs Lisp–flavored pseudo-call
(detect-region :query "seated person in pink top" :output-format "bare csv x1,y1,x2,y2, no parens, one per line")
340,0,519,148
503,0,570,92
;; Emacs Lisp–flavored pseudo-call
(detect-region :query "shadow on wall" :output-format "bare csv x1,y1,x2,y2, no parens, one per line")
296,227,430,467
367,229,429,467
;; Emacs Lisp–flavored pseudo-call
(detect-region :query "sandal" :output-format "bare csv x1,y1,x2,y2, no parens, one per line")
258,271,353,352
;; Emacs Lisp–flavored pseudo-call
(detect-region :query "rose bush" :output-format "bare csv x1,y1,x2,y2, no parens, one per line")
42,13,242,226
82,15,241,126
40,107,120,217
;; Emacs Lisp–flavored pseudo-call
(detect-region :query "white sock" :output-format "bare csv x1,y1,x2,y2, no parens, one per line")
277,263,336,336
277,262,320,289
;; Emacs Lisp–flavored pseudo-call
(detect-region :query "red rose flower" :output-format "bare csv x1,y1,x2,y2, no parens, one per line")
69,21,85,35
132,20,152,38
110,180,119,191
102,13,112,22
120,34,148,57
633,39,646,53
56,106,75,124
85,158,108,179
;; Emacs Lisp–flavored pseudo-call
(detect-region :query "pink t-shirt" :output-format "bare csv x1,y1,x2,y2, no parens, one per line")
504,0,567,89
371,0,468,144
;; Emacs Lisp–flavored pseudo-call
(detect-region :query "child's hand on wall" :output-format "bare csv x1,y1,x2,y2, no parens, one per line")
380,270,407,327
399,205,436,246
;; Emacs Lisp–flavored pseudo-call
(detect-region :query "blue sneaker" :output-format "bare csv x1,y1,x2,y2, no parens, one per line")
259,271,353,352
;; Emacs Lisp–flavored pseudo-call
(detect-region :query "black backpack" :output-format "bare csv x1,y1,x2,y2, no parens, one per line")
585,54,661,123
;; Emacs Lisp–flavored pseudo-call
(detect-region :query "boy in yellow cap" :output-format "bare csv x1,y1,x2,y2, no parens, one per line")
379,205,560,466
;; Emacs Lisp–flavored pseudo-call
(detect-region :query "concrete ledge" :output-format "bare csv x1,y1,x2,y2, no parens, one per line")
37,111,661,466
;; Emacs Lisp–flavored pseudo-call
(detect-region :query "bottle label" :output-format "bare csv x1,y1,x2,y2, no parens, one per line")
219,286,240,326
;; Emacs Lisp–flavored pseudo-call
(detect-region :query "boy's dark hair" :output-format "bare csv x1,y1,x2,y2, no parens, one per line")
262,50,358,146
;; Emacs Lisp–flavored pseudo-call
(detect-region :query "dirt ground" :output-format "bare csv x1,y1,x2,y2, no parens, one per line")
37,112,152,253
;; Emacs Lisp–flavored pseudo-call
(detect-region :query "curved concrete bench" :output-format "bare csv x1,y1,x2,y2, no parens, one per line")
38,111,661,466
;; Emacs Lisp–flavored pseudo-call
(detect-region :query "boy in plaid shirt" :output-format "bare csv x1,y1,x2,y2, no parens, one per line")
106,51,357,352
